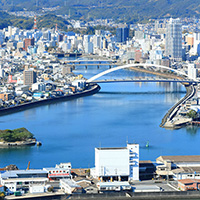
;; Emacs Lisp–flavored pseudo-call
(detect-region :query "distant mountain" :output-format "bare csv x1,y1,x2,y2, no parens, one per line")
0,0,200,23
0,12,70,30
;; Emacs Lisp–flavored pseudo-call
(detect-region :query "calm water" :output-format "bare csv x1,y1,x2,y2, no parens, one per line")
0,64,199,169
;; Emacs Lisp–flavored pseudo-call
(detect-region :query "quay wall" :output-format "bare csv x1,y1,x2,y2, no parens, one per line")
0,84,100,116
6,191,200,200
160,85,195,127
128,66,195,128
69,191,200,199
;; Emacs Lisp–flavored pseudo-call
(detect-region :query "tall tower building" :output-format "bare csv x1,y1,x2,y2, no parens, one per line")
165,18,182,61
116,27,129,43
23,69,37,86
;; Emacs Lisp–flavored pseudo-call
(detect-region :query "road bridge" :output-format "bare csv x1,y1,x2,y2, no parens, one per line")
63,60,120,68
90,77,195,84
64,60,116,63
86,63,198,128
86,63,193,82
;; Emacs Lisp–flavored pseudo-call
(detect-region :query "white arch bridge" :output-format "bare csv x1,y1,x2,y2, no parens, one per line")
86,63,198,84
85,63,198,128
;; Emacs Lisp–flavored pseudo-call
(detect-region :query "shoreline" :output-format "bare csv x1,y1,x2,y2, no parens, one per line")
0,139,36,147
0,84,101,116
128,66,195,129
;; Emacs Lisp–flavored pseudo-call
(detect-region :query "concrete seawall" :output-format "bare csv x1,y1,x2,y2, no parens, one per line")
0,84,101,116
128,66,195,129
69,191,200,199
160,84,196,128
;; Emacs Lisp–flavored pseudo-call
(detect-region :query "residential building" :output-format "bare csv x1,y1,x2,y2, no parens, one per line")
23,68,37,86
188,64,197,79
178,179,200,191
156,155,200,180
193,32,200,56
24,38,34,51
60,179,82,194
0,170,48,192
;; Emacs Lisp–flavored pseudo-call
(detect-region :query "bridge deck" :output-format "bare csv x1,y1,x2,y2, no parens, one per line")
64,63,120,66
90,78,195,84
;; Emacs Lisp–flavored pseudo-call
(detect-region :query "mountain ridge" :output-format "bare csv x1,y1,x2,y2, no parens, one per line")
0,0,200,23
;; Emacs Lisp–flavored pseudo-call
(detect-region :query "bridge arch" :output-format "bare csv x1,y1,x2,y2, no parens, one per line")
86,63,190,83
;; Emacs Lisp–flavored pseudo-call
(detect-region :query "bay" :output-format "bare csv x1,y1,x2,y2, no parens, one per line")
0,64,198,169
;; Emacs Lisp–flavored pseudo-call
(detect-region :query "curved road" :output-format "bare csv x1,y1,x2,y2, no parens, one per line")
160,84,196,128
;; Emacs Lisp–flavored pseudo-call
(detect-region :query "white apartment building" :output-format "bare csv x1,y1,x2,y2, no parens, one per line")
188,63,197,80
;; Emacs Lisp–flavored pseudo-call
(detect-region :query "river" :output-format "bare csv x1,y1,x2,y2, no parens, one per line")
0,62,199,169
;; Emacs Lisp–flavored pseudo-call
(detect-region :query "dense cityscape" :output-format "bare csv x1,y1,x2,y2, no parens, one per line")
1,3,200,200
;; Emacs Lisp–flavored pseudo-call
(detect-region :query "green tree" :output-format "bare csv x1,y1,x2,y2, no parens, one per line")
0,128,34,142
186,110,198,120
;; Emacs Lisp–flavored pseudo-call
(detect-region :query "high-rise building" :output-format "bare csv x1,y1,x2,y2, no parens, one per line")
116,27,129,43
23,69,37,86
93,35,102,49
165,18,182,61
188,64,197,80
84,35,93,54
24,38,34,51
193,32,200,56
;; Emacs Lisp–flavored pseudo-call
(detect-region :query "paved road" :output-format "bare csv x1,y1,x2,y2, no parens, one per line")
131,180,178,192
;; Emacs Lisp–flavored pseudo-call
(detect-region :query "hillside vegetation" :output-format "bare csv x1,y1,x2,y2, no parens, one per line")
0,127,34,142
0,12,69,30
0,0,200,23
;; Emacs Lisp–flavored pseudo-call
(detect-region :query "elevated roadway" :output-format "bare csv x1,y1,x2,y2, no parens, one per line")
90,77,195,84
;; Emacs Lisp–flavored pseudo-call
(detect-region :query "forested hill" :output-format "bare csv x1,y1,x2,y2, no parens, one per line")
0,12,70,30
0,0,200,23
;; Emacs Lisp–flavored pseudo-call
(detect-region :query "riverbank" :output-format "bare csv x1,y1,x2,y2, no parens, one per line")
0,84,100,116
128,66,195,129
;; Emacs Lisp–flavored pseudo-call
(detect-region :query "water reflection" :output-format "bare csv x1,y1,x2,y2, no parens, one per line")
186,125,199,135
0,66,198,169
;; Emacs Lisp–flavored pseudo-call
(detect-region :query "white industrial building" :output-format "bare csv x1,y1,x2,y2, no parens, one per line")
91,143,139,181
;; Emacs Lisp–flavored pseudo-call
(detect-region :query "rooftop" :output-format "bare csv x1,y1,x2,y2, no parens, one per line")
157,155,200,163
96,147,127,150
1,169,48,179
